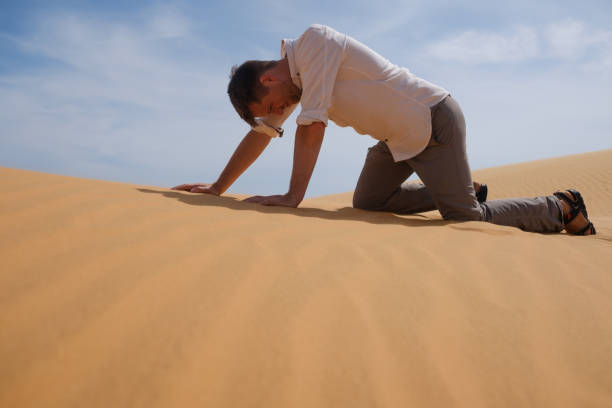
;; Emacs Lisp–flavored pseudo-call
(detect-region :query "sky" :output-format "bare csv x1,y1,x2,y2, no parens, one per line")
1,0,611,198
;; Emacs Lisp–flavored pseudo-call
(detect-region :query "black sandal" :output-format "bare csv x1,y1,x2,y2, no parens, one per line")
553,189,596,235
476,184,488,203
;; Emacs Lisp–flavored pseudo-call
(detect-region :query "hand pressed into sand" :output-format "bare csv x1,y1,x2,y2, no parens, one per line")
243,193,301,207
171,183,221,195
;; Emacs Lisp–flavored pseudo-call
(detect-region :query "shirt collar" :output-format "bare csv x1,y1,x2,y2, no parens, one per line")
281,38,302,89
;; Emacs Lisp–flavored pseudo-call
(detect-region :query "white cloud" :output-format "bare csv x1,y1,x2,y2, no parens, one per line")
544,20,612,74
426,26,539,63
545,20,591,59
544,20,611,57
426,20,612,70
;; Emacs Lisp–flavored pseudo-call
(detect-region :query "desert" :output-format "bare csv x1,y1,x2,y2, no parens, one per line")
1,149,611,407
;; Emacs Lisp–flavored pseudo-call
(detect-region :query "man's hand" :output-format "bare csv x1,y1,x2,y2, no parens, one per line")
171,183,220,195
243,193,300,208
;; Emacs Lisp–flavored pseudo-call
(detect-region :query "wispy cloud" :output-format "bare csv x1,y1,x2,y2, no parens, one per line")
425,19,612,71
426,26,539,63
0,7,235,184
9,11,220,110
544,20,612,73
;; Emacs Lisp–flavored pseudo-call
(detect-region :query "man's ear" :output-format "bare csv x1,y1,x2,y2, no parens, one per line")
259,71,277,86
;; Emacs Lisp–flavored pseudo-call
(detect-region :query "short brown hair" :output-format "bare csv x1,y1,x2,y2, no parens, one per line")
227,60,279,127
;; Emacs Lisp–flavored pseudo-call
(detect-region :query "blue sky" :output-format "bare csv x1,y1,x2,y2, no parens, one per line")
1,0,611,198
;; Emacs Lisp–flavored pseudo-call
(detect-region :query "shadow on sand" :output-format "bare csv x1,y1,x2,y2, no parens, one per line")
136,188,458,230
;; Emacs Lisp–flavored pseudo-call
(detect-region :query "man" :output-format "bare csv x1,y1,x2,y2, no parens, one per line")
173,24,595,235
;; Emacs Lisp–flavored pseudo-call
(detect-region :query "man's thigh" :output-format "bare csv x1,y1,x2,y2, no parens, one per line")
408,97,482,221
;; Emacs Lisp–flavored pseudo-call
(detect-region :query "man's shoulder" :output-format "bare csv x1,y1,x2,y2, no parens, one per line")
306,23,327,32
300,24,337,39
297,24,325,41
296,24,346,48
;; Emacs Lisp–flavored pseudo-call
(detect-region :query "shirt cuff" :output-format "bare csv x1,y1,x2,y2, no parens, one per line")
296,110,328,126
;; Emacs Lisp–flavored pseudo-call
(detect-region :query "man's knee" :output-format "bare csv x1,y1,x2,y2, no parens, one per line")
352,191,381,211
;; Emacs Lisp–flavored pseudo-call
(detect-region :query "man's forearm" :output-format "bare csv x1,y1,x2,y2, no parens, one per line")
213,130,271,194
287,123,325,203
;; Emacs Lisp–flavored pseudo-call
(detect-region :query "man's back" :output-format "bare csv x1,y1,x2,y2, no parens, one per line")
283,24,449,161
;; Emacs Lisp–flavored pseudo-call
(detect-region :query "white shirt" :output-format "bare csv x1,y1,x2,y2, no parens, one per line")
251,24,450,162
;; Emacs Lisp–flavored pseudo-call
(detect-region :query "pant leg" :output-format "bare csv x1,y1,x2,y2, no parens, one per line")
353,141,437,214
481,197,565,232
407,95,564,233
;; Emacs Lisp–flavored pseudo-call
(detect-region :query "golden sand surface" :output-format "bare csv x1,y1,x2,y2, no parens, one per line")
1,149,611,407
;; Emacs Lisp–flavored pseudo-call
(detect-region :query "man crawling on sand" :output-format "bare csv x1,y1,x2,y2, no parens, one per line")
173,24,595,236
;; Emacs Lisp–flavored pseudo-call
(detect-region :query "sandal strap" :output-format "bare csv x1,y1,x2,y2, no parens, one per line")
554,189,596,235
566,189,589,218
574,221,596,236
554,191,582,224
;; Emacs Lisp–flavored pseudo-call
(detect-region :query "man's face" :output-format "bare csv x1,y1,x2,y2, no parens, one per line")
249,76,301,118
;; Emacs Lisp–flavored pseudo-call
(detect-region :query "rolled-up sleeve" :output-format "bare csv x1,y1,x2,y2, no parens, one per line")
294,25,346,126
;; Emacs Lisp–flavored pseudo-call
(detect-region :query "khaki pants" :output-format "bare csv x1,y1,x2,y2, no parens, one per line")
352,95,564,233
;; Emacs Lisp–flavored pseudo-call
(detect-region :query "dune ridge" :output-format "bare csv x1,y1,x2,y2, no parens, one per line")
1,149,611,407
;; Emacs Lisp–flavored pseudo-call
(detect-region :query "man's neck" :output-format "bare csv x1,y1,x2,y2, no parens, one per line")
277,58,291,81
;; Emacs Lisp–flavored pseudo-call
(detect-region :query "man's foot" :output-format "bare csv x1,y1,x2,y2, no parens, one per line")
474,182,488,203
554,189,596,235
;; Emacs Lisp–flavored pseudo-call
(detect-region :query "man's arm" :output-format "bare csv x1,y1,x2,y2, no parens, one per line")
172,130,271,194
244,122,325,207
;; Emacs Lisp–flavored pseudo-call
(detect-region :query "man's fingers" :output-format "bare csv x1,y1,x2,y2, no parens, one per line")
172,184,193,191
172,183,212,192
243,196,263,203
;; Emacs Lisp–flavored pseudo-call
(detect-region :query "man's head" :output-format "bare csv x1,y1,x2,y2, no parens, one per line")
227,59,301,127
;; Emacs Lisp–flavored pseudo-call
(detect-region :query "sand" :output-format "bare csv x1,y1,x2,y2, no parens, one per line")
1,149,611,407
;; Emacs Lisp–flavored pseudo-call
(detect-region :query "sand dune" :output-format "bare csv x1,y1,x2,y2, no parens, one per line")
1,149,611,407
